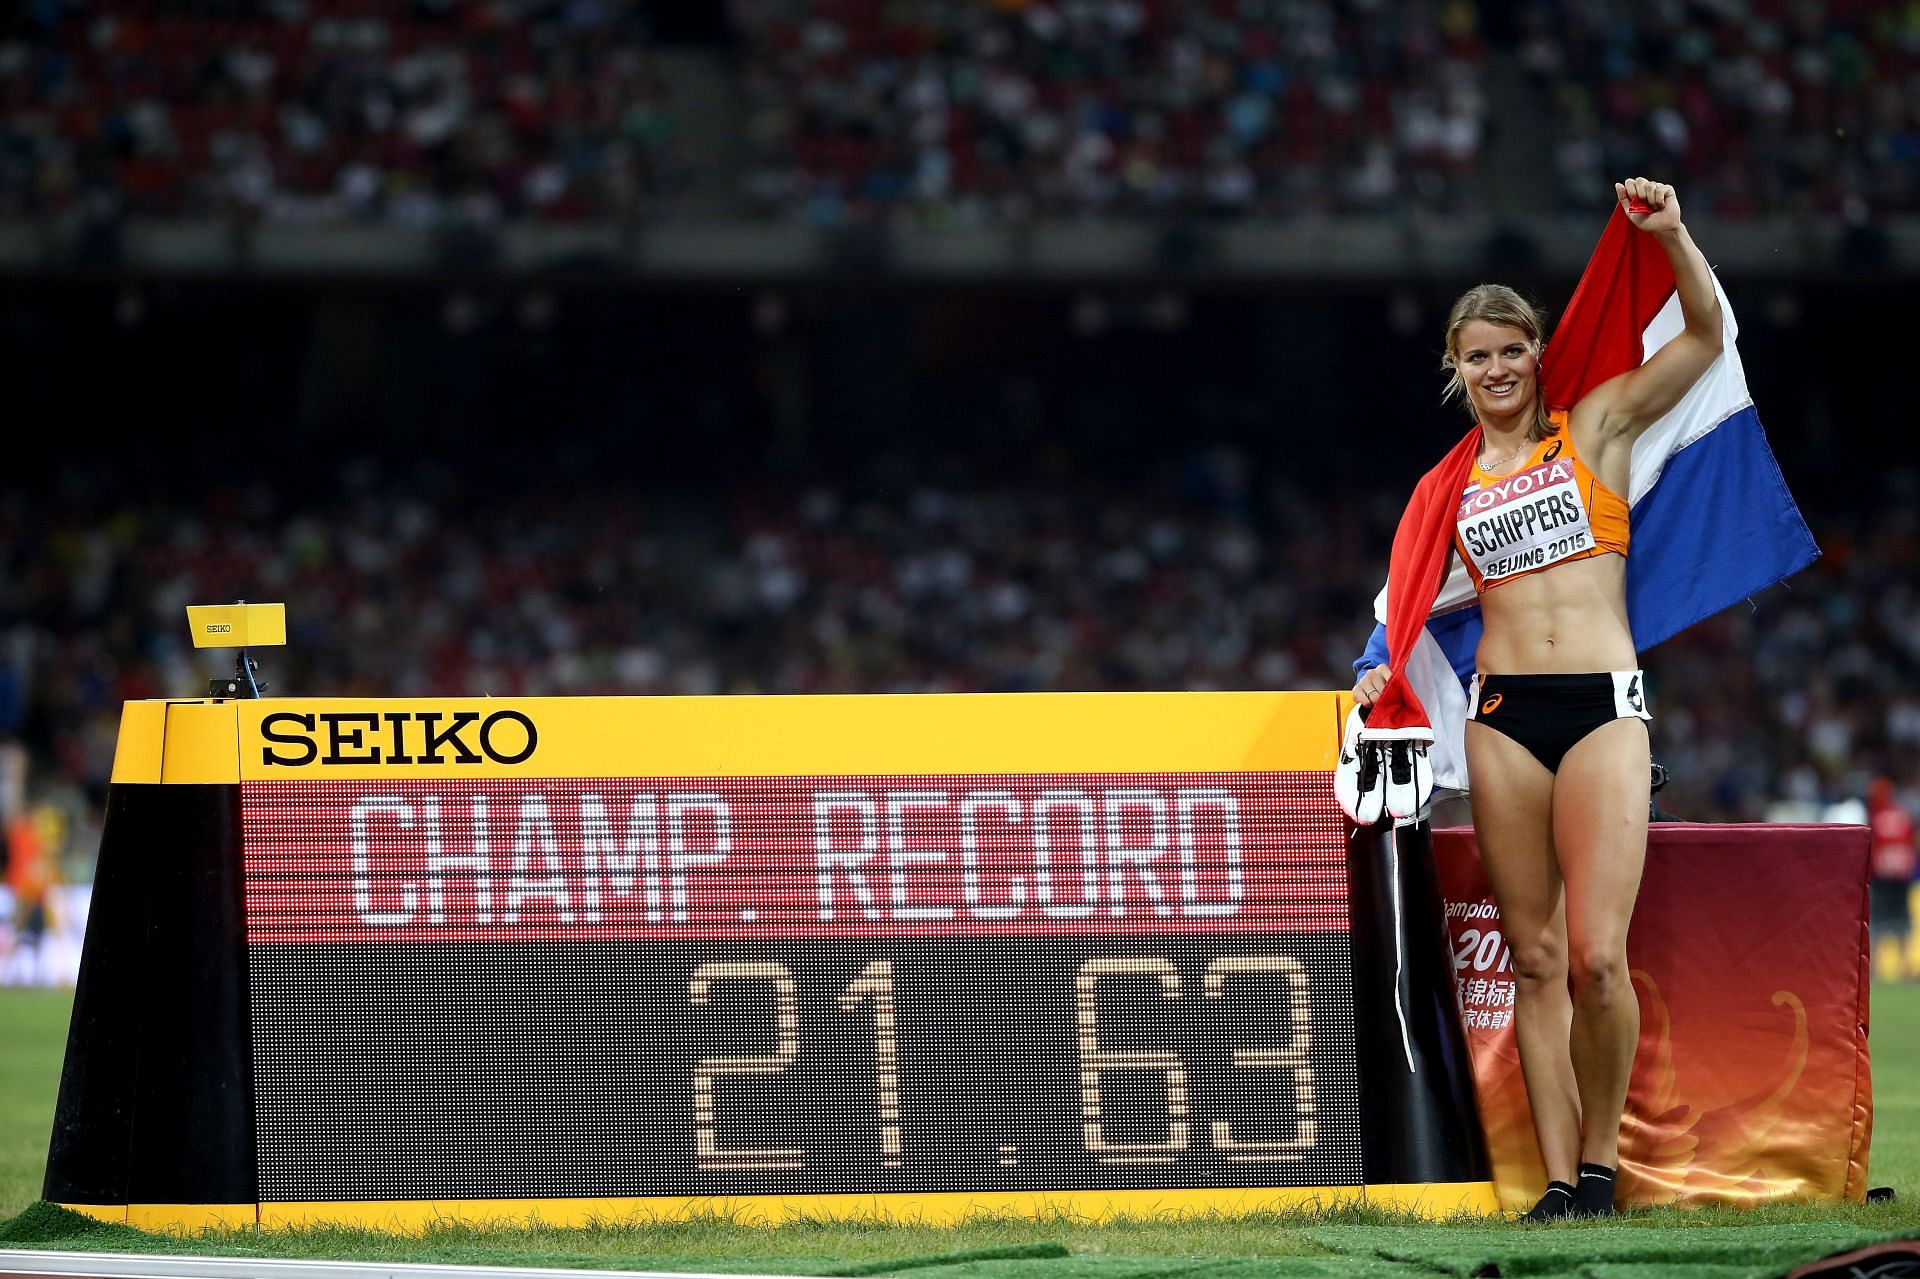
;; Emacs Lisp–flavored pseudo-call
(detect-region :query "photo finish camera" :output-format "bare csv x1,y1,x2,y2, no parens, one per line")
187,601,286,699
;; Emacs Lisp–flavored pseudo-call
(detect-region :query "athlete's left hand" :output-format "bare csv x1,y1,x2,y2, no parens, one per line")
1617,177,1681,234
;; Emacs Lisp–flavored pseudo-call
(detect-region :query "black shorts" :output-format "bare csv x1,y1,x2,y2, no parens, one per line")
1466,671,1652,774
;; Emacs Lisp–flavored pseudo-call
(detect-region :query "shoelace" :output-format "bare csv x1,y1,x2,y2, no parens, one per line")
1387,741,1415,786
1357,742,1382,794
1387,824,1417,1075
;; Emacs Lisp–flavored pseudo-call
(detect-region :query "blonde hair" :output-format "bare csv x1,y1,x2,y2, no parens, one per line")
1440,284,1555,442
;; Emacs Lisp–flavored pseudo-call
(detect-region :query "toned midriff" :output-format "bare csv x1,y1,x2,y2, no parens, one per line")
1473,550,1636,674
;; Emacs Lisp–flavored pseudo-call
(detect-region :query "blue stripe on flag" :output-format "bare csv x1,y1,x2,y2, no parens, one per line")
1625,404,1820,651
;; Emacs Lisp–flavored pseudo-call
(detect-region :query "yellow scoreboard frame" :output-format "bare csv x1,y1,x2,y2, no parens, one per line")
116,692,1341,783
57,693,1497,1233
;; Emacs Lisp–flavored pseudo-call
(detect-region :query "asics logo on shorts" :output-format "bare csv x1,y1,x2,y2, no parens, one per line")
1481,693,1504,715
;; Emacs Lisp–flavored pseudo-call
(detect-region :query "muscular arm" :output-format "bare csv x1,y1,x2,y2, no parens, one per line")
1571,179,1724,456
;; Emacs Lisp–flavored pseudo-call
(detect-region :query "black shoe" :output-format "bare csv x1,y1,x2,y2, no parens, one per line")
1521,1181,1576,1222
1572,1163,1617,1217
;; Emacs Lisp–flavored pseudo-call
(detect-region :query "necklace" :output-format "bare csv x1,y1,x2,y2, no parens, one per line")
1478,438,1528,472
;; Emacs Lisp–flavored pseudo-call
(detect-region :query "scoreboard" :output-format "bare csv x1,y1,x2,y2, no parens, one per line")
47,693,1492,1231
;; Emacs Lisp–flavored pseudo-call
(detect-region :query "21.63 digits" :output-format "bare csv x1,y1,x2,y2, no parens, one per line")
687,952,1320,1174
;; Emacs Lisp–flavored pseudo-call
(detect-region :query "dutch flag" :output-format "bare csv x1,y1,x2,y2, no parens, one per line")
1354,277,1819,791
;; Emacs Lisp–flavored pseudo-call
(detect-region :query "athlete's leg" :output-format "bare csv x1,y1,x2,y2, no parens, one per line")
1465,720,1579,1187
1552,716,1650,1170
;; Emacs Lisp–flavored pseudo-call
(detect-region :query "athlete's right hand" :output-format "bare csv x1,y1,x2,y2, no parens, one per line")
1352,665,1392,708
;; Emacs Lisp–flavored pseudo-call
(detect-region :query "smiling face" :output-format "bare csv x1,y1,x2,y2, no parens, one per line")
1451,319,1540,429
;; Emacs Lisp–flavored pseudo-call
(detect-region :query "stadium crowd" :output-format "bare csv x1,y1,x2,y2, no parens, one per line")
740,0,1490,222
2,464,1916,886
3,1,1915,225
0,0,688,223
1527,0,1920,221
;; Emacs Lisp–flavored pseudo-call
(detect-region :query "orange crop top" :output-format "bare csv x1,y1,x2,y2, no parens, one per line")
1454,411,1630,593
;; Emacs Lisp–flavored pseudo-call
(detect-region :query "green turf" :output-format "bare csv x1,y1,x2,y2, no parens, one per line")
2,985,1919,1277
1301,1221,1916,1276
1872,979,1920,1192
2,1206,1915,1278
0,989,67,1219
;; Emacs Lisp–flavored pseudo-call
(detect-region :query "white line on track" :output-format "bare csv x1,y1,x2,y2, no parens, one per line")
0,1250,835,1279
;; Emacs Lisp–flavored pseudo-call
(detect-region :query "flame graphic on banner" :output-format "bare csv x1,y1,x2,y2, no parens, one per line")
1433,826,1872,1210
1474,1036,1547,1210
1621,973,1811,1204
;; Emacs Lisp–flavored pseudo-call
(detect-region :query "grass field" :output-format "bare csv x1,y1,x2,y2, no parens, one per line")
3,985,1918,1278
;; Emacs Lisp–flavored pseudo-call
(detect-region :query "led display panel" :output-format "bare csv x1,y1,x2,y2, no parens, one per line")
241,771,1362,1202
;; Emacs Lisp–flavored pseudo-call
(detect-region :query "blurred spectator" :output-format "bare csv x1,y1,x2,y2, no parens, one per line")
1870,775,1917,981
2,760,61,986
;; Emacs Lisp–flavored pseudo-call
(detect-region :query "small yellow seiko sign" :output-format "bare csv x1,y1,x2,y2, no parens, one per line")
186,602,287,649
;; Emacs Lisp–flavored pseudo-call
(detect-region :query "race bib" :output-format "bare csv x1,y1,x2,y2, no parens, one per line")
1456,458,1593,584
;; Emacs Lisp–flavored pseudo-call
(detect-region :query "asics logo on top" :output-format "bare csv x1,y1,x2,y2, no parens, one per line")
1543,439,1563,462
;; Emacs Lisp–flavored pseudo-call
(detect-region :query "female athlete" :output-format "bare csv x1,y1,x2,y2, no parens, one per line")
1353,178,1723,1219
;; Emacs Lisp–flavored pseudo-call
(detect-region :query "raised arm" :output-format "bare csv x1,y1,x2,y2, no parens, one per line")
1572,178,1724,448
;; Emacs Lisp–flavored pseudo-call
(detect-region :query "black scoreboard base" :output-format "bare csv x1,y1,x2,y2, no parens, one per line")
46,694,1496,1231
